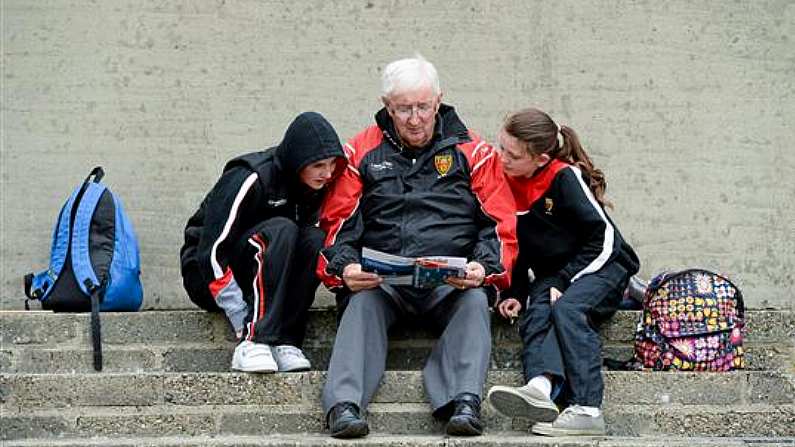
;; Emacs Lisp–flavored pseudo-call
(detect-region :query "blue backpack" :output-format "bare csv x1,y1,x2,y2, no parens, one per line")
24,167,143,371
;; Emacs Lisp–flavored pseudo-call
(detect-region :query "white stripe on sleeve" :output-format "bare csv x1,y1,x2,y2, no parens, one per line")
210,173,259,278
569,166,615,282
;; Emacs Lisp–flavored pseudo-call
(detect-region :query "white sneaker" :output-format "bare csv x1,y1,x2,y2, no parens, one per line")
231,340,277,373
532,405,606,436
272,345,311,372
487,381,559,423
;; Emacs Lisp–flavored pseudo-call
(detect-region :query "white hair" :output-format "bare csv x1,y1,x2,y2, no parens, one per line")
381,54,441,98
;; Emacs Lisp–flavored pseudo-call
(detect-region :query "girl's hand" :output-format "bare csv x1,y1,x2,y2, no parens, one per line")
550,287,562,305
498,298,522,321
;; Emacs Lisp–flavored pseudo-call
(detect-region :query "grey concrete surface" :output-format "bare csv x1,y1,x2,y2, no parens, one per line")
2,402,794,439
3,435,795,447
2,309,791,347
1,309,792,372
1,1,793,310
3,370,793,409
2,342,790,373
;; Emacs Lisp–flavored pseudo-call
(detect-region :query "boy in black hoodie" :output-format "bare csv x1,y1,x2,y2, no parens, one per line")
180,112,346,373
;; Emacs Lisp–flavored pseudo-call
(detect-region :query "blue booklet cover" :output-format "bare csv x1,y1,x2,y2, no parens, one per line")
361,247,466,289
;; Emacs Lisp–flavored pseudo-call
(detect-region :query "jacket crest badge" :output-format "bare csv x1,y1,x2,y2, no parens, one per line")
434,154,453,176
544,198,554,215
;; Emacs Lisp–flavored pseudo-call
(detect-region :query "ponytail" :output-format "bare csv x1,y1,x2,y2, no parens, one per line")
556,126,612,209
503,108,612,208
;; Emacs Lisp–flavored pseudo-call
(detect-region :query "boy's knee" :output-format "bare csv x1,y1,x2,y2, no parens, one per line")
304,225,325,242
301,226,326,252
268,216,300,234
254,217,299,243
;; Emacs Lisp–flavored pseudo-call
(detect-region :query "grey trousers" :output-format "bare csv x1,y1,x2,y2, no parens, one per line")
321,286,491,416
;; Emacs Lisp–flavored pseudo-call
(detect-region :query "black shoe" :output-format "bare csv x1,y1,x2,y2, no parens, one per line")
445,393,483,436
327,401,369,439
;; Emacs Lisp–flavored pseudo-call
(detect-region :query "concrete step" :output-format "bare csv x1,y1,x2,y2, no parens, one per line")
3,343,788,373
3,371,793,410
2,434,794,447
3,434,794,447
4,309,792,346
3,402,793,440
2,310,792,373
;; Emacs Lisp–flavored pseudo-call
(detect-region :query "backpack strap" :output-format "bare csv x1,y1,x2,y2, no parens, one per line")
84,279,104,371
85,166,105,184
24,185,83,303
71,181,108,295
71,176,109,372
24,273,34,310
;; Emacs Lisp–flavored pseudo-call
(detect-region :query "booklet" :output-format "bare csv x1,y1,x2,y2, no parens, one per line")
361,247,467,289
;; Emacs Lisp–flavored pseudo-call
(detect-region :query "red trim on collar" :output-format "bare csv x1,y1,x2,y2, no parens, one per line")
506,159,570,211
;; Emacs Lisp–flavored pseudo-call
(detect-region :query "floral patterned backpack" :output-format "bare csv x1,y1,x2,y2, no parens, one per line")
634,269,745,371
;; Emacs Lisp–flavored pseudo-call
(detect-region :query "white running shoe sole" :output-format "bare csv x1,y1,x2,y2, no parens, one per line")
276,361,310,372
531,421,606,437
231,342,278,373
231,361,277,373
487,385,559,423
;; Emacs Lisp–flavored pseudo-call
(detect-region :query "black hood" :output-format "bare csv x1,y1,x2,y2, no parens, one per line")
276,111,345,175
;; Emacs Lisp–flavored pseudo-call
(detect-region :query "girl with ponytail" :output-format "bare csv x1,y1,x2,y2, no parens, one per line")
487,107,639,437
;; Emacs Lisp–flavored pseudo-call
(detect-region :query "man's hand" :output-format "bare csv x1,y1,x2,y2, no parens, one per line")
446,261,486,290
342,263,382,292
497,297,522,323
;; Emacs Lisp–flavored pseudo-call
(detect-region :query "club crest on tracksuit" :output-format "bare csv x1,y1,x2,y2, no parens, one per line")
544,198,554,215
434,154,453,176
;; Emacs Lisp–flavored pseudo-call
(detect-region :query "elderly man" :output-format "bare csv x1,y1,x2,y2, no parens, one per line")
317,55,517,438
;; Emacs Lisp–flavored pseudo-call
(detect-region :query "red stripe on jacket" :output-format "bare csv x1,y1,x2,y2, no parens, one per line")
460,133,518,290
316,127,384,287
245,234,268,341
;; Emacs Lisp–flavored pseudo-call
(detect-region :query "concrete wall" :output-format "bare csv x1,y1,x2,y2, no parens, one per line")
2,0,793,310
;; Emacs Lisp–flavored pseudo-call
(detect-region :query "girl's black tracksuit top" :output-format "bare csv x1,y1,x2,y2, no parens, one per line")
504,158,640,300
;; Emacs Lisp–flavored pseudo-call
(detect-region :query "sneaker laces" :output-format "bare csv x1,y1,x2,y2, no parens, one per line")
559,405,597,420
275,345,307,361
239,341,272,357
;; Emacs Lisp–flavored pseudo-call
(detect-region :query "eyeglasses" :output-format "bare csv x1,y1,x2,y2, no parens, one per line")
390,101,437,120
